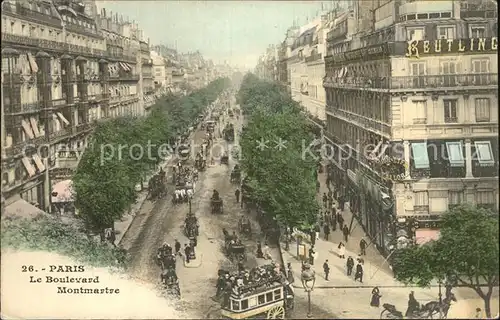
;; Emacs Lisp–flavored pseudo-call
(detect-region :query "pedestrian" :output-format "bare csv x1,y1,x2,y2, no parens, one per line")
474,308,482,319
370,287,381,307
235,188,240,203
184,244,192,263
322,193,328,208
309,246,316,265
323,260,330,280
323,224,330,241
337,242,346,259
357,255,365,265
263,242,271,259
237,260,245,273
360,238,367,256
327,190,333,203
342,224,349,242
286,263,295,284
337,212,344,228
310,228,316,246
346,256,354,276
339,196,345,211
174,239,181,256
314,224,320,240
354,262,364,283
331,211,337,231
326,175,331,190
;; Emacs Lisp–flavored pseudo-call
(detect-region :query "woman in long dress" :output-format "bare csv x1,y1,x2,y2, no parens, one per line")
337,242,346,259
370,287,381,307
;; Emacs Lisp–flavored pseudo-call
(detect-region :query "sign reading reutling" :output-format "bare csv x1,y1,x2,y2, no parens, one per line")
406,37,498,58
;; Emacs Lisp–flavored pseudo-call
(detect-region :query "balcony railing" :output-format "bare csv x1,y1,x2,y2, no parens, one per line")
327,107,391,136
460,10,497,18
1,33,135,62
49,129,70,140
414,205,430,213
5,136,47,157
305,53,323,63
76,123,92,133
4,3,61,27
6,102,39,114
323,74,498,90
108,74,140,81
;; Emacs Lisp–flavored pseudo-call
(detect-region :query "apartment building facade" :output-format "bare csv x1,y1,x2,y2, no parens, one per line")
289,14,335,125
1,1,157,214
323,0,498,254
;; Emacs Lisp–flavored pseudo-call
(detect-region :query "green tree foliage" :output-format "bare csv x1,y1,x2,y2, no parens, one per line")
73,78,230,232
238,74,318,229
393,205,499,317
1,215,127,269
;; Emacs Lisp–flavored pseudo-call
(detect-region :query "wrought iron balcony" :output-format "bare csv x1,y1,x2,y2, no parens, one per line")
323,74,498,90
49,129,70,140
108,74,140,81
50,98,67,109
305,53,323,63
413,205,429,213
5,136,47,158
76,123,92,133
4,3,62,27
326,106,391,136
5,102,40,115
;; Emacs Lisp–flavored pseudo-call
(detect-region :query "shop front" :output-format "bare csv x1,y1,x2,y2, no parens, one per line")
357,171,395,256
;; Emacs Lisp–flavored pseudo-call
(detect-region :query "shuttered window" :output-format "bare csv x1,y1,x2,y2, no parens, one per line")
476,191,495,204
414,191,429,206
449,191,464,205
475,98,490,122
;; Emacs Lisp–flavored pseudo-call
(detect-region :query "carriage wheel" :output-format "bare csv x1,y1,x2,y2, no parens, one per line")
267,305,285,319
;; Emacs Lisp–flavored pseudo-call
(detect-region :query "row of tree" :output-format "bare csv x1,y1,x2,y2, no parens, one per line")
237,74,319,230
393,205,498,317
73,78,230,234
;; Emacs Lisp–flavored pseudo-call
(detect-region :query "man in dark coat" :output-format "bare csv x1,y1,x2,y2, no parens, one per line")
310,229,316,246
331,210,337,231
256,241,264,258
184,244,192,263
342,224,349,242
346,256,354,276
354,262,364,283
323,260,330,281
323,224,330,241
309,246,316,265
337,213,344,229
322,193,328,208
360,238,368,256
235,188,240,203
174,239,181,256
215,274,225,297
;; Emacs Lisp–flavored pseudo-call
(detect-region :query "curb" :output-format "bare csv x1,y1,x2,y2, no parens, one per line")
183,253,203,268
117,191,150,245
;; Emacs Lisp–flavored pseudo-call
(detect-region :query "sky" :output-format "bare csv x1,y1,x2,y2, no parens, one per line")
97,1,340,70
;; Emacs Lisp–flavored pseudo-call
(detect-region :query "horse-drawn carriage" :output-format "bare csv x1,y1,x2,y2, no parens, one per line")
162,270,181,298
223,123,235,142
148,171,167,200
205,120,216,133
211,198,223,214
157,250,176,271
230,166,241,184
184,214,199,238
220,273,294,319
238,216,251,236
221,152,229,165
380,292,457,319
224,237,246,262
195,153,207,171
177,145,191,162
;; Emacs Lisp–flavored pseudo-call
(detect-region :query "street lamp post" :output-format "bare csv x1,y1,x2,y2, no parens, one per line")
438,279,443,319
301,263,316,318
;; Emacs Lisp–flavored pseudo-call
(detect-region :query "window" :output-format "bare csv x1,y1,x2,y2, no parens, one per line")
231,300,240,311
476,191,495,207
470,26,486,38
412,100,427,124
440,61,456,86
274,289,282,300
438,26,455,39
266,292,273,302
448,191,464,207
443,100,457,123
446,141,465,167
472,59,490,85
241,299,249,310
475,98,490,122
410,62,426,88
414,191,429,210
258,294,265,305
474,141,495,166
411,142,430,169
406,27,425,41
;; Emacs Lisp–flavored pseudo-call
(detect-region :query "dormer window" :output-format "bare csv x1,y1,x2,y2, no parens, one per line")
470,25,486,38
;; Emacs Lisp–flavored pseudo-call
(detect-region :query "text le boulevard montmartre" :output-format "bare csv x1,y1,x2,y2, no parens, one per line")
406,37,498,58
30,275,120,294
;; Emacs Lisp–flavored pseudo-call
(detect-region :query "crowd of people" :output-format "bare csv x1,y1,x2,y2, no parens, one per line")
215,262,288,306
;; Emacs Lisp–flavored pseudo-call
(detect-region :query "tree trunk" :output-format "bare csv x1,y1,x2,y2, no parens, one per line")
483,289,493,318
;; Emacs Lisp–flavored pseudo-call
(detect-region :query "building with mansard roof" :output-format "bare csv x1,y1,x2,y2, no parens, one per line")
323,0,498,254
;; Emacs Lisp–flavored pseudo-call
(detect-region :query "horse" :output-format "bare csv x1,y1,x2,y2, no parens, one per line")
421,292,457,319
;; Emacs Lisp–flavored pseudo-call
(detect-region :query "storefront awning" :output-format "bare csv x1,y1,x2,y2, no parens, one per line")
21,119,35,139
446,141,464,167
4,197,46,219
27,53,38,74
119,62,129,71
21,157,36,177
475,141,495,166
411,142,430,169
32,154,46,172
29,117,42,138
56,112,70,126
415,229,440,245
51,179,74,203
